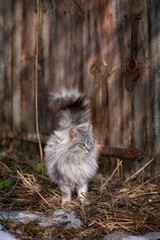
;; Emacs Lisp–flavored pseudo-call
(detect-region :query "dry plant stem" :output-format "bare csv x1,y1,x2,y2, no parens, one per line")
1,151,159,239
100,160,123,195
122,174,160,197
35,0,44,175
116,222,137,234
7,177,20,197
0,161,13,172
96,220,110,234
136,199,160,221
125,158,154,183
17,170,55,210
69,201,88,226
136,191,160,197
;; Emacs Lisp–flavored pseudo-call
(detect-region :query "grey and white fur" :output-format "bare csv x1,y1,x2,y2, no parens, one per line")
44,88,98,205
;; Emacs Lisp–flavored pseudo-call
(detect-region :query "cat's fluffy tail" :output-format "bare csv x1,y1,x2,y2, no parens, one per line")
49,88,91,130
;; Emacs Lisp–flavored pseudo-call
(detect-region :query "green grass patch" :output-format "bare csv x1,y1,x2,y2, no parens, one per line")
0,180,12,189
15,199,25,203
32,162,47,175
0,155,6,161
33,162,42,173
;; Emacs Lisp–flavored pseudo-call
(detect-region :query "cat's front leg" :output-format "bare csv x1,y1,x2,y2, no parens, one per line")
77,182,88,203
59,183,72,205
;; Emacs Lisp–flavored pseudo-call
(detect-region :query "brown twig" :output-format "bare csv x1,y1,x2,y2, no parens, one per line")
35,0,44,175
7,177,20,197
17,170,55,210
125,158,154,183
100,160,123,195
1,147,159,239
135,192,160,197
121,174,160,197
68,201,88,226
0,161,13,173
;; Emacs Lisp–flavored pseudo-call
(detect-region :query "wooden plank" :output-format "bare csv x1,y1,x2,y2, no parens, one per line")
96,144,141,160
41,0,50,133
83,1,108,144
21,0,36,132
94,0,109,144
151,1,160,156
0,0,158,174
120,0,133,149
12,0,22,131
1,130,48,144
145,0,153,157
52,1,67,89
1,130,141,160
149,0,160,175
139,0,152,156
2,0,12,132
107,0,122,147
20,0,29,131
132,1,145,153
0,0,5,133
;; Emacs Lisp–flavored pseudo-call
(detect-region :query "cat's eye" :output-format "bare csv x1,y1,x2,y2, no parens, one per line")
80,143,85,147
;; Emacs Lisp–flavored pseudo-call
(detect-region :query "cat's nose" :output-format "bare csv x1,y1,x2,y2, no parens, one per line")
85,146,91,152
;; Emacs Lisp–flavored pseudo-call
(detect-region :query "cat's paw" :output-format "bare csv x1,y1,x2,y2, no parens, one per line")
78,196,90,205
61,199,71,206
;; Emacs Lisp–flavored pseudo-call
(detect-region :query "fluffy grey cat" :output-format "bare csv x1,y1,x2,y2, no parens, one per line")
44,88,98,205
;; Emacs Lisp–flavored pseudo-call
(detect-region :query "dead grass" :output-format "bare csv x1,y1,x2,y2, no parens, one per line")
0,148,160,239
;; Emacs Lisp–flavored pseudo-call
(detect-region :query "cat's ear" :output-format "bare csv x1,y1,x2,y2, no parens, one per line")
69,128,78,140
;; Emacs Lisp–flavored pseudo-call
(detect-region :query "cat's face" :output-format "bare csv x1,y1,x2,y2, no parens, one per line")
68,128,96,154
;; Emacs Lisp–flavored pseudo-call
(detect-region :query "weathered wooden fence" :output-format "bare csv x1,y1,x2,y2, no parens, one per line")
0,0,160,174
